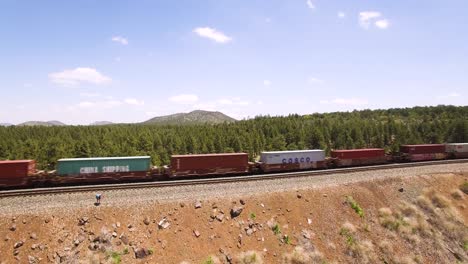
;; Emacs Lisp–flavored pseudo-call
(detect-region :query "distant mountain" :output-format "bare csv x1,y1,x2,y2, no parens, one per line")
0,123,13,127
143,110,236,125
18,120,66,126
90,121,114,126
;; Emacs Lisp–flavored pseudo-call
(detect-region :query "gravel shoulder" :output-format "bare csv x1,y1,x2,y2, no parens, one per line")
1,163,467,216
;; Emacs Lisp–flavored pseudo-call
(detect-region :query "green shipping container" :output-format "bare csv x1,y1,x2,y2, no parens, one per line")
57,156,151,176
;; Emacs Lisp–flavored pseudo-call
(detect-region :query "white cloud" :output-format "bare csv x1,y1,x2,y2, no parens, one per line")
306,0,315,9
359,11,382,29
320,98,368,106
78,100,122,109
437,92,461,99
49,67,112,86
124,98,144,106
307,77,324,84
193,27,232,43
263,80,271,86
111,36,128,45
217,97,249,106
79,92,100,97
169,94,199,104
375,19,390,29
338,12,346,18
193,103,217,111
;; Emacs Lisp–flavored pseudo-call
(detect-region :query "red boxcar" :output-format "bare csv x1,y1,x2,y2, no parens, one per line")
331,149,385,159
168,153,249,178
331,149,387,167
0,160,36,188
400,144,446,154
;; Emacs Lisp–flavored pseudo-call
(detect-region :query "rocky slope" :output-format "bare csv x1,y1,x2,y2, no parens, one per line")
0,167,467,263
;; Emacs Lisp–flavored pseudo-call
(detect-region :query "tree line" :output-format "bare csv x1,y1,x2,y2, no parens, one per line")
0,105,467,170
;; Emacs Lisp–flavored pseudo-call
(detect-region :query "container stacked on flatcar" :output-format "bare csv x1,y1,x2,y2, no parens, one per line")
445,143,468,158
167,153,249,178
55,156,152,184
399,144,446,161
259,150,326,173
331,148,387,167
0,160,36,187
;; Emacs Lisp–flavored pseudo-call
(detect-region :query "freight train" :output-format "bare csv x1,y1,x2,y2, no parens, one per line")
0,143,467,189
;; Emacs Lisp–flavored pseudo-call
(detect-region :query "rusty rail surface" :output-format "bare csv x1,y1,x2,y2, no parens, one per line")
0,159,467,198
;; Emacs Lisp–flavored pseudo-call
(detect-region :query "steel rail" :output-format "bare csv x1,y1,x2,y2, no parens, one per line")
0,159,467,198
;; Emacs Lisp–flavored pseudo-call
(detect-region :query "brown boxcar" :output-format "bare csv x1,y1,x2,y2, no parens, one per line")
168,153,249,177
331,149,387,167
331,149,385,159
0,160,36,188
400,144,446,154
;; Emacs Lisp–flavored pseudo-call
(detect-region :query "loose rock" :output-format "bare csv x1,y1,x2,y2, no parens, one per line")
135,248,151,259
230,206,243,218
193,230,201,237
194,201,202,209
14,241,24,249
158,218,171,229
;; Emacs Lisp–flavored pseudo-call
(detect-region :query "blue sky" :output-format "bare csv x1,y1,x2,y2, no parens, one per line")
1,0,467,124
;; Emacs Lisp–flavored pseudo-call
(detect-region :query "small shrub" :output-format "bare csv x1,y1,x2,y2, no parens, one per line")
203,256,215,264
123,248,129,254
460,182,468,195
237,251,263,264
347,196,364,218
272,224,281,235
283,234,291,245
148,248,154,255
250,213,256,220
107,251,121,264
464,240,468,251
339,228,355,246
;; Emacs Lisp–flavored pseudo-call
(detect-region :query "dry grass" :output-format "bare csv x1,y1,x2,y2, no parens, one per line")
460,182,468,195
236,251,263,264
451,189,464,200
282,246,325,264
341,222,356,233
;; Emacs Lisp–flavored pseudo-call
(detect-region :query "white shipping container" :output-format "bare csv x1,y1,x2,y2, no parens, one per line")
446,143,468,153
260,150,325,164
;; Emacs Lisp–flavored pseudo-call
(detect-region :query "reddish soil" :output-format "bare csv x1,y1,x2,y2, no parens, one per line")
0,172,467,264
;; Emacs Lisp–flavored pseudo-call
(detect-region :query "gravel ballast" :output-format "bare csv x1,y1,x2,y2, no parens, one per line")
0,163,467,216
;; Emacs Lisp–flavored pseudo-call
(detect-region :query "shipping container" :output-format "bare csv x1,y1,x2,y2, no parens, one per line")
57,156,151,176
0,160,36,187
400,144,446,154
334,156,388,167
0,160,36,178
259,150,326,172
406,153,447,162
445,143,468,153
169,153,249,177
331,149,385,159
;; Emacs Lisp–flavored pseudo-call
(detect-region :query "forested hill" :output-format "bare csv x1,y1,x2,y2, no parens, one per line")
0,105,467,169
143,110,236,125
17,120,66,126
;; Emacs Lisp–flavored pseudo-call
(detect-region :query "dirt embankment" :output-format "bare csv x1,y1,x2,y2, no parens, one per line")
1,172,467,264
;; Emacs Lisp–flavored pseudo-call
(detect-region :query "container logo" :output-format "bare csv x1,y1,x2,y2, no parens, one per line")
80,167,98,174
103,165,130,173
282,157,311,164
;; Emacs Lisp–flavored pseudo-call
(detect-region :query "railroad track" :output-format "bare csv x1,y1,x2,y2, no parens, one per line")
0,159,467,198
